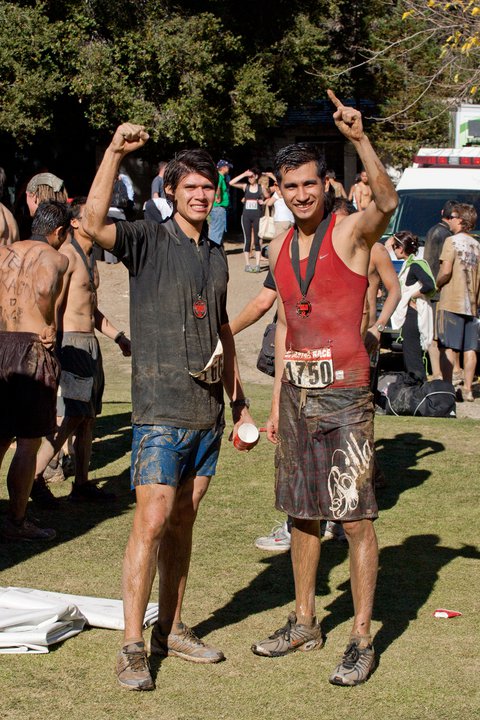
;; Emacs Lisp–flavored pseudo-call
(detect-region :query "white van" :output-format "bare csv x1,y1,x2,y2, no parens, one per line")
383,148,480,244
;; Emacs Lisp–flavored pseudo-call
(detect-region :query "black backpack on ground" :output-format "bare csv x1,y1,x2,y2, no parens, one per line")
377,372,456,418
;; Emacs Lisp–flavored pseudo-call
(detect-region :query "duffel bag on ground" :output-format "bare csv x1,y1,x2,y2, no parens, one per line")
381,372,456,417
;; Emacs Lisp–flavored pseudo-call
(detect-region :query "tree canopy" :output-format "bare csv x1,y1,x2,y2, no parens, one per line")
0,0,479,164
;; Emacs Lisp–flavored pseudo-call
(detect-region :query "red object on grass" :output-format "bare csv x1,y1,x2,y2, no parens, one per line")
433,609,462,618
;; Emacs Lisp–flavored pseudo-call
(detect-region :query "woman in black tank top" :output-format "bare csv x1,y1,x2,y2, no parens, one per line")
229,168,268,272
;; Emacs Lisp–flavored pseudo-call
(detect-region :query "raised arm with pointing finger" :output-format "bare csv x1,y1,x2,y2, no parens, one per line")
326,89,398,255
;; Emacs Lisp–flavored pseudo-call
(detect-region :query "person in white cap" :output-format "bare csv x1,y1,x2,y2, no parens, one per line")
25,172,68,217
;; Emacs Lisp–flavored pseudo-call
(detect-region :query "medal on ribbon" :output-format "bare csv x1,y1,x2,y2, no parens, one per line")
193,295,208,319
290,214,331,321
296,297,312,318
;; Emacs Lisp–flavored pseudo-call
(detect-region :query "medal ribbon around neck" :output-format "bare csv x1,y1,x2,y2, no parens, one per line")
71,236,96,295
291,213,331,318
177,225,211,319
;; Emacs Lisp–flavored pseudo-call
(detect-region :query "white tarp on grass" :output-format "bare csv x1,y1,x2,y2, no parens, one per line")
0,587,158,654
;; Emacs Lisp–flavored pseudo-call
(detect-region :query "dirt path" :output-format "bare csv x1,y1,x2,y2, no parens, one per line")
96,238,479,419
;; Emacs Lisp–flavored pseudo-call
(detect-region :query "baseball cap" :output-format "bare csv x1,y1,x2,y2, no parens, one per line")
217,160,232,169
26,172,65,194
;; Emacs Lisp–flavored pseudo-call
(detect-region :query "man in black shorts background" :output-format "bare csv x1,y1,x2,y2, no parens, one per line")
31,197,131,508
0,202,69,541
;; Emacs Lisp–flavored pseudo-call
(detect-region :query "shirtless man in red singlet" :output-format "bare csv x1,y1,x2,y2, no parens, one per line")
0,201,69,541
251,91,398,686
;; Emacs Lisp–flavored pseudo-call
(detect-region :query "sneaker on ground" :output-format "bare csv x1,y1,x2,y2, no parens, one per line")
254,520,291,551
150,622,225,664
329,638,375,686
116,641,154,691
30,475,60,509
61,453,75,479
44,463,65,484
323,521,347,542
68,482,116,503
251,611,325,657
1,516,56,542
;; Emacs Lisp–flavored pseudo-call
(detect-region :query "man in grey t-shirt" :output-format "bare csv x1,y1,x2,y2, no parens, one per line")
83,123,254,692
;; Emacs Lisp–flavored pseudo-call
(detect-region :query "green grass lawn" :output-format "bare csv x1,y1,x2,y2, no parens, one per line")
0,379,479,720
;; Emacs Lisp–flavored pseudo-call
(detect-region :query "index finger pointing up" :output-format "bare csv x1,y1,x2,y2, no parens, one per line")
327,89,343,109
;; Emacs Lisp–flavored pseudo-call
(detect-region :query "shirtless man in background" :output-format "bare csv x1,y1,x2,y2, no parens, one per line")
0,167,19,245
0,201,69,541
0,203,18,246
31,198,131,508
354,170,373,211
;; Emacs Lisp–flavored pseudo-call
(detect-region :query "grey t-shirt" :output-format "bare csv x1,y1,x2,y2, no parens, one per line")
113,217,229,428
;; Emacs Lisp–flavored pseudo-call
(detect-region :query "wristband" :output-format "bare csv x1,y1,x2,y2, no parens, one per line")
230,398,250,409
114,331,125,344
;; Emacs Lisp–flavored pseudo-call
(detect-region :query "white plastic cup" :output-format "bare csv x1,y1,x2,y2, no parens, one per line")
233,423,260,451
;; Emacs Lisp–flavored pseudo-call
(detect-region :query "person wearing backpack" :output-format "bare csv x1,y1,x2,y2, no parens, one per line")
390,231,436,382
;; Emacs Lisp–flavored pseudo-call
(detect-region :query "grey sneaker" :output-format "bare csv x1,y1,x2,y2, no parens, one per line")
116,641,154,691
251,612,325,657
329,638,375,686
44,462,65,484
150,622,225,664
254,520,291,551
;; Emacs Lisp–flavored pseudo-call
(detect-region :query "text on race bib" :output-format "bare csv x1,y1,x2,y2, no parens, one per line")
189,339,224,385
284,347,334,388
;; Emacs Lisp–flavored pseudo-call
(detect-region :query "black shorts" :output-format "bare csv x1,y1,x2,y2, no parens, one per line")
0,332,60,439
57,332,104,418
275,382,378,522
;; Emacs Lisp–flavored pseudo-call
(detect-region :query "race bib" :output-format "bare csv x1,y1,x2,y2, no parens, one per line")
283,347,334,389
245,199,258,211
189,339,224,384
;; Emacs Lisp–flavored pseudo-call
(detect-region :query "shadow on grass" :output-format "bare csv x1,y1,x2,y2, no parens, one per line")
195,430,453,645
0,407,134,573
193,539,349,640
323,534,480,658
90,408,132,473
375,431,445,511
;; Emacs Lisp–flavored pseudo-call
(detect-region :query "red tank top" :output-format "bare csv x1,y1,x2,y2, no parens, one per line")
274,214,369,389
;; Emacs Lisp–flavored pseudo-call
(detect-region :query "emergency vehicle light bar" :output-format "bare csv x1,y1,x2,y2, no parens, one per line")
413,149,480,167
